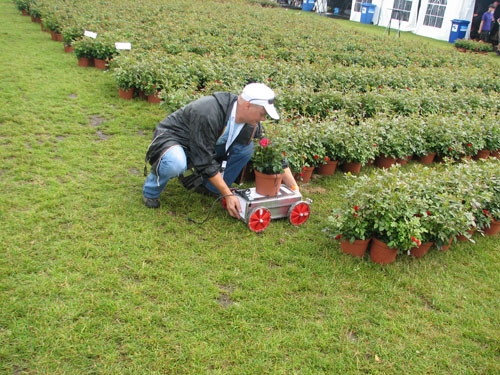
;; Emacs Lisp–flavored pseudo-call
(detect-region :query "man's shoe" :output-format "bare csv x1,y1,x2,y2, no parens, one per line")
143,195,160,208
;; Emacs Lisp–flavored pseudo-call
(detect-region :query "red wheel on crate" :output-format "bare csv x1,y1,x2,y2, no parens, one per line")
247,207,271,233
288,201,311,226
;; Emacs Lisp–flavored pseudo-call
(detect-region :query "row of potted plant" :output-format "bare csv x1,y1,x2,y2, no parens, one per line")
328,159,500,264
454,39,494,53
22,1,500,97
262,111,500,174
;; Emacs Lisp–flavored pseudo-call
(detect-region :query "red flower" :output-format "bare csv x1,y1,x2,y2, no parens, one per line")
324,156,330,161
427,210,432,216
259,138,269,148
353,205,359,212
335,234,341,240
448,147,453,151
267,77,271,82
483,209,491,216
467,143,472,148
411,237,421,246
313,155,319,160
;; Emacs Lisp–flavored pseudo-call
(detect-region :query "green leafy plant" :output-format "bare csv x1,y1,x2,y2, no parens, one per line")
72,37,95,59
454,39,494,53
251,137,285,175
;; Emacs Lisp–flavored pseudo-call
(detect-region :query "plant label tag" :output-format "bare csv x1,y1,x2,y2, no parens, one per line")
115,42,132,50
84,30,97,39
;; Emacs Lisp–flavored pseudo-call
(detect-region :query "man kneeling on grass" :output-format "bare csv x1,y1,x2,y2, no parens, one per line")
142,83,299,219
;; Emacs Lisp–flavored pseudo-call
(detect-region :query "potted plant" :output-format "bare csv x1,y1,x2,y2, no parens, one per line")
316,122,341,175
482,116,500,156
251,137,285,196
61,24,83,52
92,36,118,69
72,37,95,67
329,202,372,257
336,122,377,173
15,0,30,15
28,2,42,23
371,116,417,167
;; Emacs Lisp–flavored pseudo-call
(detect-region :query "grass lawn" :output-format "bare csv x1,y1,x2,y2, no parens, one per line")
1,0,499,374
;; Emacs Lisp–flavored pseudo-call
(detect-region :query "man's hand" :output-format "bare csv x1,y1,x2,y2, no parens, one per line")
207,172,242,219
224,194,242,219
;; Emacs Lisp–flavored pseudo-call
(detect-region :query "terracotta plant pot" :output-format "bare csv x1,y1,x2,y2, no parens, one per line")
299,166,314,183
483,219,500,236
317,160,338,176
417,152,436,165
77,57,92,67
375,155,398,169
64,45,74,53
409,241,434,258
147,92,161,103
118,88,134,100
474,149,491,160
438,238,453,251
457,228,475,242
340,238,371,257
341,161,362,174
94,58,107,70
369,238,398,265
254,170,283,196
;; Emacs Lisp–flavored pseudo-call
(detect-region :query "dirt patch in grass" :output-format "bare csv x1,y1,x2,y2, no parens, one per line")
89,115,106,127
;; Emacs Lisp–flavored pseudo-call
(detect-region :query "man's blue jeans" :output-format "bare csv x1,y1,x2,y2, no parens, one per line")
142,142,254,199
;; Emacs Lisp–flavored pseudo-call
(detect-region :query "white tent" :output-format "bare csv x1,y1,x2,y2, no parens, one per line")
349,0,476,42
414,0,475,41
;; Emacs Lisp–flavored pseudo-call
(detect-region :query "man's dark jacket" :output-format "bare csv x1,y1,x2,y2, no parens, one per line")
145,92,258,179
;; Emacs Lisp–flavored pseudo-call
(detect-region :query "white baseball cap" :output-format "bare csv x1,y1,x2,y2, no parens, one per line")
241,83,279,120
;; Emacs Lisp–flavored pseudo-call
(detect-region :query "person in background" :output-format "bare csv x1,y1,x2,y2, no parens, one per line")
489,1,500,48
470,11,482,40
478,4,495,43
141,83,299,219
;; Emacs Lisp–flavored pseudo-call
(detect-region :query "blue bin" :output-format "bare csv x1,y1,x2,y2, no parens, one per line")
302,0,315,12
449,19,470,43
360,3,376,24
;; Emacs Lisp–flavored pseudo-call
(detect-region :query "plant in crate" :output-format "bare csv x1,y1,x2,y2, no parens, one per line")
251,136,286,196
252,137,285,175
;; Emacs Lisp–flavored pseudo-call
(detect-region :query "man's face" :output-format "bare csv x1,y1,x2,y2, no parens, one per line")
240,102,268,126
